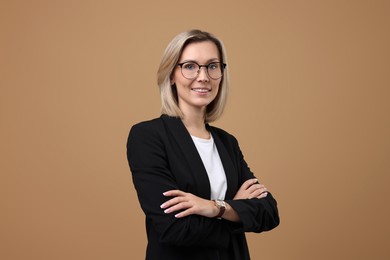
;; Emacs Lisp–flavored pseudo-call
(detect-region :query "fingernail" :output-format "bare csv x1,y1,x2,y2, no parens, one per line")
254,179,258,183
174,214,180,218
164,209,170,213
160,203,165,208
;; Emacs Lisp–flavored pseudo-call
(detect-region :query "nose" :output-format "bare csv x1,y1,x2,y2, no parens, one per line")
197,66,209,81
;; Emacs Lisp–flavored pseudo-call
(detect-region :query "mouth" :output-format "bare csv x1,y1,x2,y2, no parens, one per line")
191,88,211,93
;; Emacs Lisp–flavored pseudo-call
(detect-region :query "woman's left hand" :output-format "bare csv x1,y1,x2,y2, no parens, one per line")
161,190,218,218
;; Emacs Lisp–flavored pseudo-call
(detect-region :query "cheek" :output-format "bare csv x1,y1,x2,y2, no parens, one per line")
214,80,222,90
172,70,185,85
174,75,193,89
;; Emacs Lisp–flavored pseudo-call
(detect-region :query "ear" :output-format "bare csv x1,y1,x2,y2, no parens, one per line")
170,69,177,85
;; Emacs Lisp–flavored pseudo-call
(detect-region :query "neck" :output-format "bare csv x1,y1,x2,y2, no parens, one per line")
181,108,209,139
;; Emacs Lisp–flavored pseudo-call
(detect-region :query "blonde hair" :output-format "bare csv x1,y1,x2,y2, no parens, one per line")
157,29,229,123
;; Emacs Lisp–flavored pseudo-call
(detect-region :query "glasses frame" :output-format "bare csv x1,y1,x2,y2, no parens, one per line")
177,61,227,80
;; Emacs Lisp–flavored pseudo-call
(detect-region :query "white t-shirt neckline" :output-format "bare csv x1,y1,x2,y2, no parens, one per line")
191,134,227,200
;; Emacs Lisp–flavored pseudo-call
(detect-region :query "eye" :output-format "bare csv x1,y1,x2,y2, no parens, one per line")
182,62,198,70
208,63,220,70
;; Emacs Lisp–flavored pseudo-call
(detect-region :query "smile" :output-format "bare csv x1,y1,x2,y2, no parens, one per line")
191,88,211,93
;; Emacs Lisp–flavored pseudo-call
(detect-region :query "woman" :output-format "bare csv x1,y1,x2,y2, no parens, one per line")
127,29,279,260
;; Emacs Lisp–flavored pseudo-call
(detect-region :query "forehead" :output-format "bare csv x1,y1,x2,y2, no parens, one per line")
179,41,220,62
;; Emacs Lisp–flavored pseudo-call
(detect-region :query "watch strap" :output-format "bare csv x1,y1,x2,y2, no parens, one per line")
214,200,226,218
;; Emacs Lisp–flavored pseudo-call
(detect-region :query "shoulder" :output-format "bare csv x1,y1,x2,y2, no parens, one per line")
130,117,163,131
127,117,166,144
128,115,183,142
208,125,239,146
130,115,181,131
127,117,169,167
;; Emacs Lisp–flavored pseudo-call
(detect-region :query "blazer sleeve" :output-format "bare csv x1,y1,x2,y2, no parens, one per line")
127,122,234,248
224,136,280,233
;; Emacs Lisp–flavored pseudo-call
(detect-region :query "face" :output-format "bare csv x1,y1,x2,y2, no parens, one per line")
171,41,222,115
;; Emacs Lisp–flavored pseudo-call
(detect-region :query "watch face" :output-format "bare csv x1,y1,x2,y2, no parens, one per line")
215,200,226,218
216,200,226,209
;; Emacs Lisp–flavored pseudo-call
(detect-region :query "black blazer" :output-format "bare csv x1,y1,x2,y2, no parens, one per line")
127,115,279,260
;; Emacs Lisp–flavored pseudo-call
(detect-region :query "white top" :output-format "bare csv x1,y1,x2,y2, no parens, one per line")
191,134,227,200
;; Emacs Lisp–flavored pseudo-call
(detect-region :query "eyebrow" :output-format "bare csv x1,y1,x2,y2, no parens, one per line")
179,58,220,64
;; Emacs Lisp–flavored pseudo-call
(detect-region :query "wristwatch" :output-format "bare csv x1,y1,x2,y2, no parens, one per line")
214,200,226,218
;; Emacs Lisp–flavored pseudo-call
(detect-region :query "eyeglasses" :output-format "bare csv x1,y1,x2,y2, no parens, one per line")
177,61,227,80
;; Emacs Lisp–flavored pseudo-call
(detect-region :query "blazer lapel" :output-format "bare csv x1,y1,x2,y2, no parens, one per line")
208,125,238,200
161,115,211,199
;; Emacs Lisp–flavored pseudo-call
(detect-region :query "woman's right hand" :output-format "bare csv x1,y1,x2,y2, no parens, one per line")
234,178,268,200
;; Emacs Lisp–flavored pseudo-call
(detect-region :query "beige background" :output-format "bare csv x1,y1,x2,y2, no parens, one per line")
1,0,389,259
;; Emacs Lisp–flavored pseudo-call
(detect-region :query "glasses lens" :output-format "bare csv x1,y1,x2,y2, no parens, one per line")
207,62,223,79
181,62,199,79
